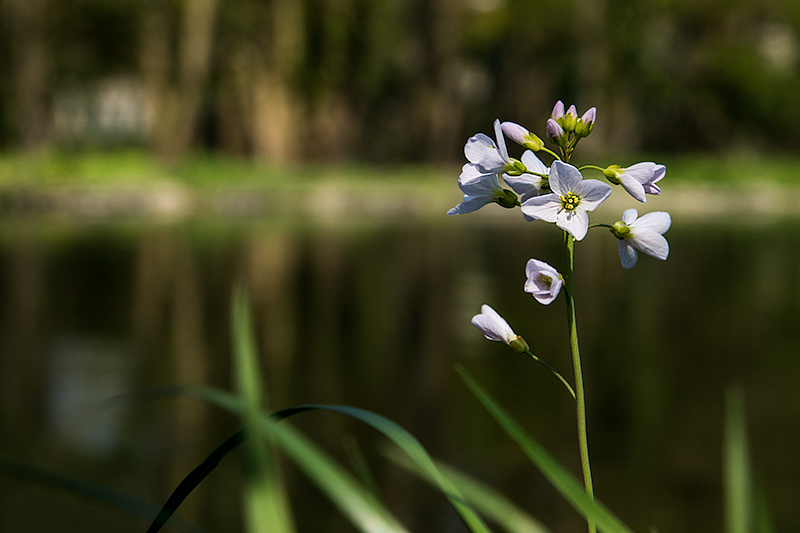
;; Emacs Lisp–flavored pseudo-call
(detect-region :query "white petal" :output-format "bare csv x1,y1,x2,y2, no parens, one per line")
618,240,638,269
464,134,494,163
447,196,492,215
619,175,646,202
631,211,671,234
504,173,543,202
631,230,669,261
494,119,510,162
471,304,516,343
459,173,501,196
622,162,656,183
520,194,561,222
573,179,612,211
478,150,507,173
459,163,485,184
549,161,583,194
557,208,589,241
621,208,638,224
521,150,549,175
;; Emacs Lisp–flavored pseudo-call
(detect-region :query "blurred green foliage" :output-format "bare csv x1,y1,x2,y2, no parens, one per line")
2,0,800,161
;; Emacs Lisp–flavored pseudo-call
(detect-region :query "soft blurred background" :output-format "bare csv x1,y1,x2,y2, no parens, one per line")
1,0,800,532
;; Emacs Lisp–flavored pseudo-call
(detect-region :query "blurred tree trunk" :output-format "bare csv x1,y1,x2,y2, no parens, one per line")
2,0,49,149
141,0,219,158
251,0,305,163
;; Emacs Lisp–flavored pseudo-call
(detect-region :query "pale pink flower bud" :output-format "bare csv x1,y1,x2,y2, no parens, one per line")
546,118,564,140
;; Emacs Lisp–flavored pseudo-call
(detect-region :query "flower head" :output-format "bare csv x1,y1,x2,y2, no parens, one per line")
610,209,671,268
524,259,563,305
471,305,529,353
520,161,612,240
447,171,519,215
503,150,550,202
603,162,665,202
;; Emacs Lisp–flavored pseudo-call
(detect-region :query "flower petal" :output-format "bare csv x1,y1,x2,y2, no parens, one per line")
549,161,583,195
557,208,589,241
520,150,548,175
471,304,516,343
447,196,493,215
631,230,669,260
618,240,638,269
621,208,638,225
464,134,494,163
520,194,561,222
573,179,612,211
631,211,671,234
494,119,510,162
504,173,544,202
619,175,647,202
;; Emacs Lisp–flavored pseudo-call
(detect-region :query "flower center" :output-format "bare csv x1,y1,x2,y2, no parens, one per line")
560,192,581,211
538,274,553,287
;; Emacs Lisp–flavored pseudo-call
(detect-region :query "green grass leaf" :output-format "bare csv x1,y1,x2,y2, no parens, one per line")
457,366,635,533
385,449,552,533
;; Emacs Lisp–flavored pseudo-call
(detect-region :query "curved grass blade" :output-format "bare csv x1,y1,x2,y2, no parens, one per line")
0,457,210,533
457,366,635,533
385,449,552,533
191,388,412,533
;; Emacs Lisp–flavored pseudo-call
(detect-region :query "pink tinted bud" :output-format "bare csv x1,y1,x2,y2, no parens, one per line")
581,107,596,125
501,121,528,145
566,105,578,118
546,118,564,140
551,101,565,120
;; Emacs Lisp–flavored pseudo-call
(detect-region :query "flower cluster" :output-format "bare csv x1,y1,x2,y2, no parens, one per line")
450,101,672,349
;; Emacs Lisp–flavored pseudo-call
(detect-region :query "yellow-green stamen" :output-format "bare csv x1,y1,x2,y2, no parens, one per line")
561,191,581,211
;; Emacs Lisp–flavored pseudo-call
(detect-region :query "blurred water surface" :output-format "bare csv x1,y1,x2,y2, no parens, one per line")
1,212,800,533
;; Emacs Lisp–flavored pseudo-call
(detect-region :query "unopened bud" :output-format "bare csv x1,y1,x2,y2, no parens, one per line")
610,220,631,240
575,107,596,137
508,335,529,354
546,118,564,142
494,188,520,209
563,105,578,132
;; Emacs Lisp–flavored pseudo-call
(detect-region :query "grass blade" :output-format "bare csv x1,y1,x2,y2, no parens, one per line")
385,449,552,533
0,457,210,533
457,366,635,533
232,288,295,533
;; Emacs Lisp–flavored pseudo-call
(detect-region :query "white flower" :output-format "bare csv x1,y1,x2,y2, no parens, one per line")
520,161,612,240
464,119,512,175
604,163,665,202
471,304,528,353
611,209,671,269
447,172,518,215
524,259,563,305
504,150,550,202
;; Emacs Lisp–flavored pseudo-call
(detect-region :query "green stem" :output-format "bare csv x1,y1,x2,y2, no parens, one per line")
578,164,606,173
563,230,596,533
524,349,576,400
539,146,562,162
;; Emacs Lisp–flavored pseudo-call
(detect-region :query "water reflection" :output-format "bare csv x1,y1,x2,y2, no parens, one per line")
1,217,799,532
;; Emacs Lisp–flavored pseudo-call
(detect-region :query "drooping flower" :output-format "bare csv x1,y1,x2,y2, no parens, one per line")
447,172,519,215
520,161,612,240
603,162,665,202
610,209,671,269
471,304,529,353
504,150,550,202
524,259,563,305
